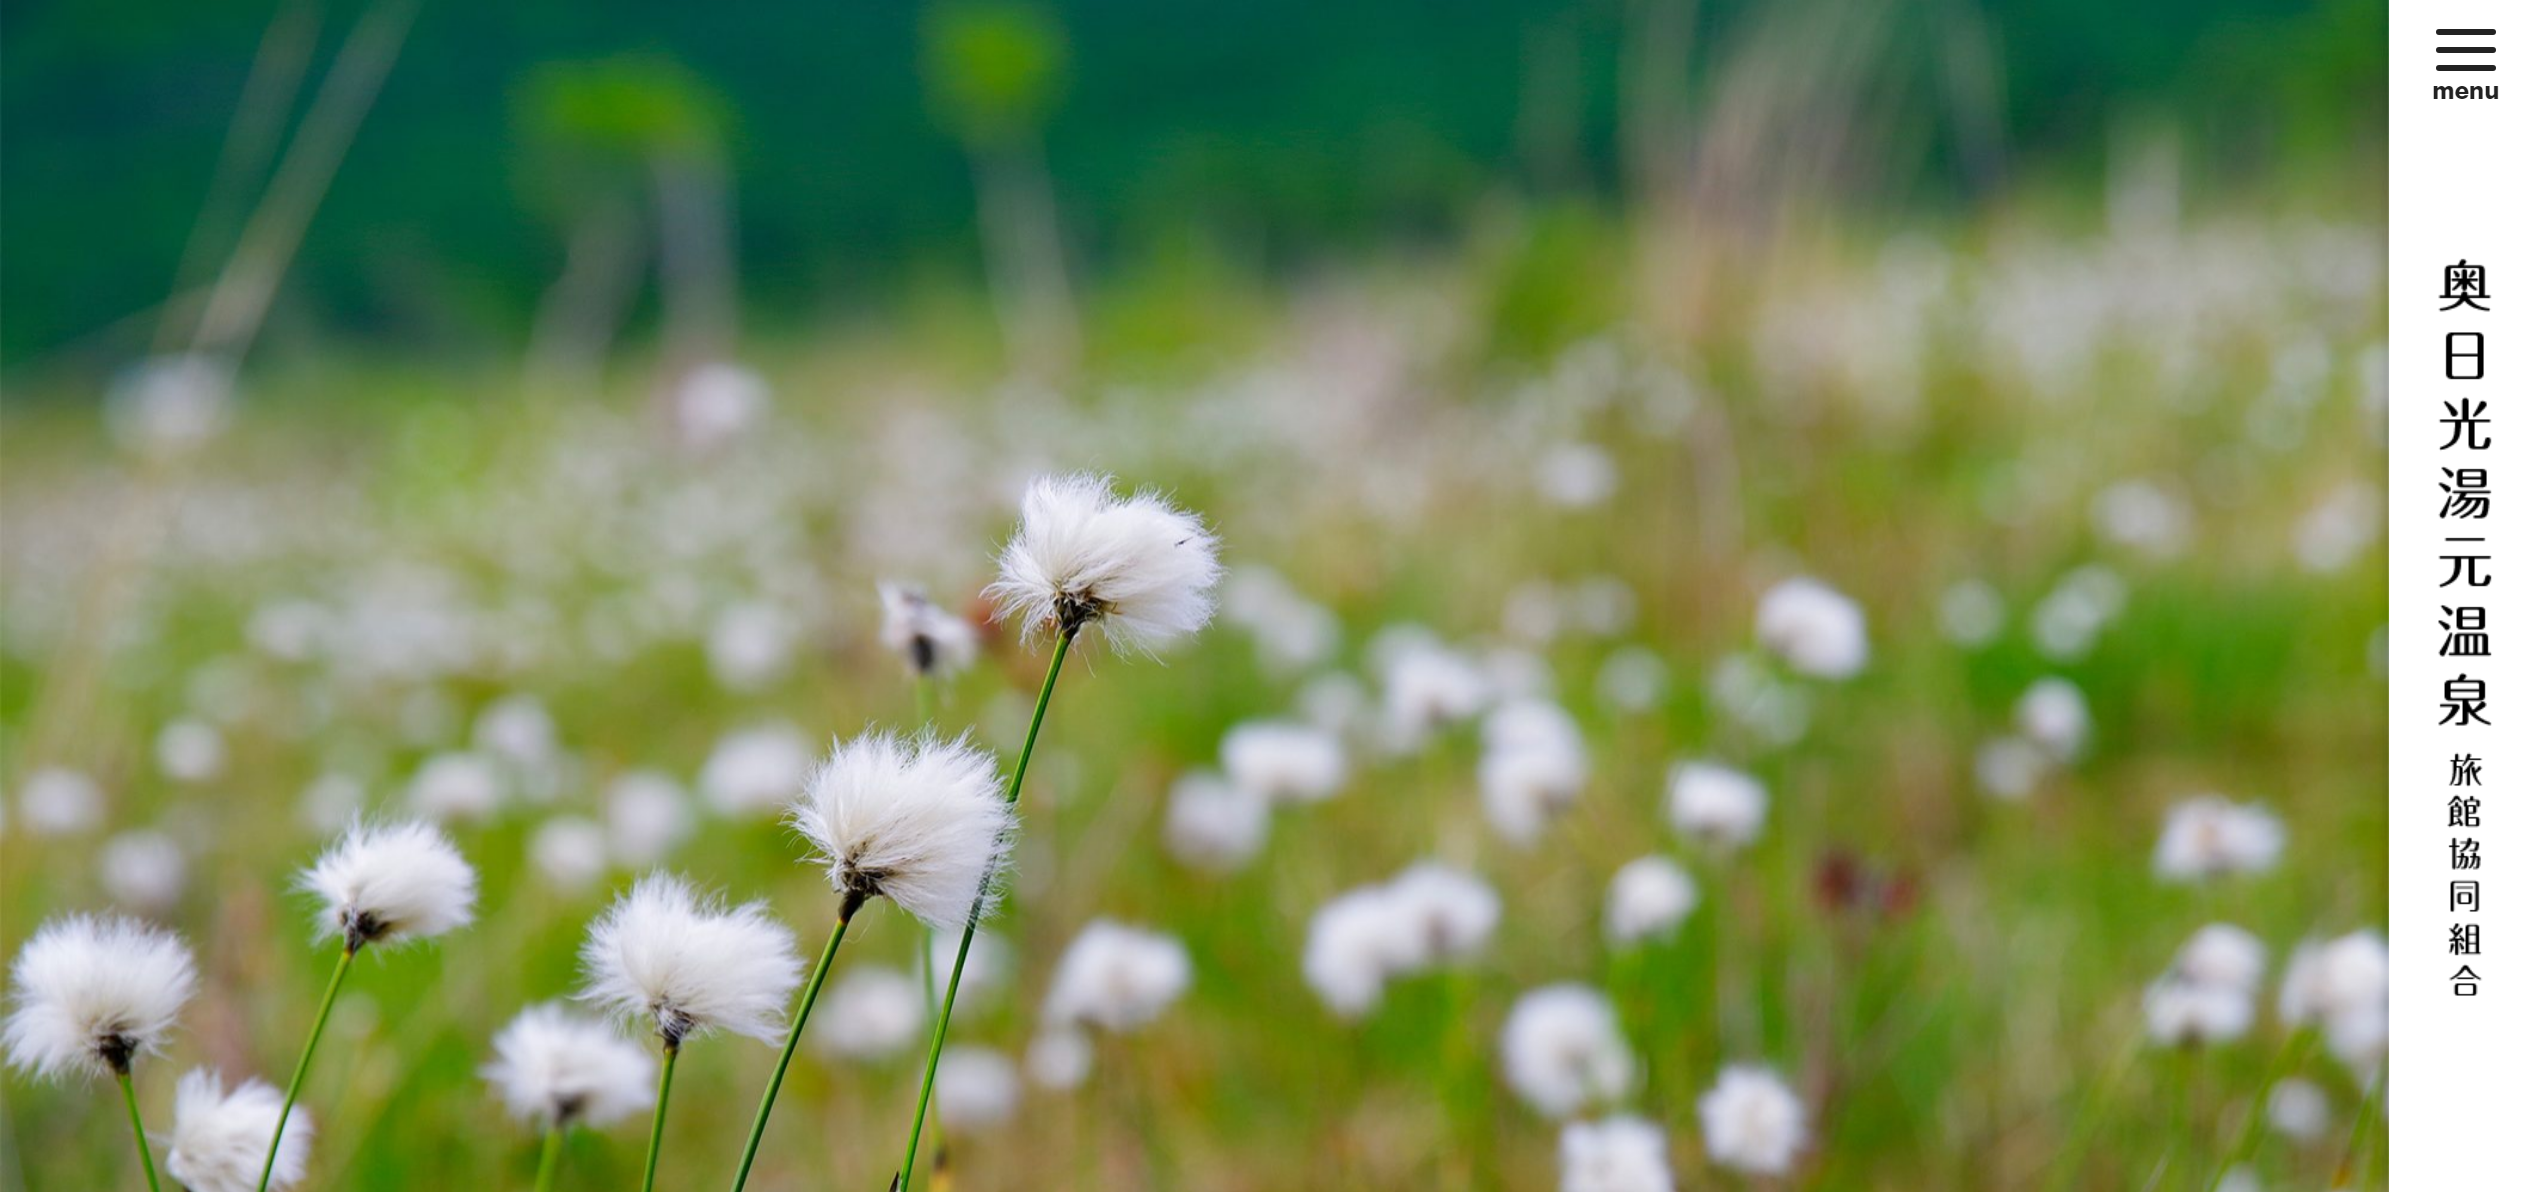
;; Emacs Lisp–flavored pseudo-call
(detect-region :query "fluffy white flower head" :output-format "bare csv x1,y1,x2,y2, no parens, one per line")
482,1003,655,1131
813,966,927,1061
5,915,198,1081
2143,977,2254,1045
931,1046,1021,1132
1163,771,1269,873
1667,762,1768,851
2279,930,2388,1071
1043,919,1192,1033
2154,796,2284,881
1697,1064,1808,1176
2173,924,2266,993
1390,862,1500,968
789,731,1015,930
1755,577,1868,679
878,582,980,678
1303,887,1416,1018
1500,984,1637,1119
577,873,803,1048
301,820,478,951
166,1069,312,1192
1220,720,1348,804
1561,1115,1675,1192
1605,856,1699,946
985,472,1223,653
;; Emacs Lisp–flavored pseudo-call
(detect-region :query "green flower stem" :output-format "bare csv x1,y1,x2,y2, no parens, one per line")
2212,1027,2315,1189
531,1125,564,1192
729,892,867,1192
640,1041,681,1192
894,629,1074,1191
117,1066,162,1192
259,943,356,1192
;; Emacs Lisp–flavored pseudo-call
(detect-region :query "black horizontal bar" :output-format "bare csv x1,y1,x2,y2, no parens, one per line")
2438,47,2497,53
2437,28,2497,35
2437,64,2499,71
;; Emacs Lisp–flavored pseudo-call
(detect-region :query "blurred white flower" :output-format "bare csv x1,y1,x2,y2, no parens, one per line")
1595,647,1668,713
2294,482,2380,573
107,354,233,457
301,820,478,950
2266,1078,2331,1141
930,1046,1020,1132
707,601,797,692
1221,721,1348,804
167,1068,312,1192
155,719,226,784
482,1003,655,1130
1480,721,1588,846
2154,796,2284,881
604,770,694,867
1222,566,1339,671
811,967,926,1061
2015,678,2090,761
1500,984,1636,1118
699,723,813,816
473,694,559,771
1304,887,1414,1018
790,731,1015,930
298,774,365,835
1043,920,1192,1033
1667,762,1768,851
406,752,505,823
4,915,198,1081
1974,737,2048,801
1536,442,1619,509
1163,772,1269,873
1696,1064,1808,1176
1605,856,1698,947
1560,1114,1674,1192
100,830,186,913
878,583,980,679
2144,976,2253,1045
2093,479,2192,559
984,472,1223,653
577,872,803,1047
531,817,610,894
1389,862,1499,968
929,929,1011,1011
2279,931,2388,1071
2029,566,2126,661
669,361,769,451
2173,924,2266,993
1379,636,1492,745
1755,578,1867,679
17,767,104,836
1025,1027,1093,1090
1937,579,2006,647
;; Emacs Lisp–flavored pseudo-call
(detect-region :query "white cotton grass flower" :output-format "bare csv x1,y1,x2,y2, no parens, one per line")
1378,636,1492,745
878,582,981,678
2154,796,2285,881
706,600,797,692
531,816,611,894
154,719,227,784
1560,1114,1675,1192
2279,930,2389,1072
1478,699,1589,845
1974,737,2049,801
604,769,694,867
2143,976,2254,1045
165,1069,312,1192
100,829,187,913
1304,887,1416,1019
1667,761,1768,851
5,915,198,1080
1220,720,1348,804
1755,577,1868,679
1163,771,1270,873
1042,920,1192,1034
1697,1064,1809,1176
18,766,105,836
578,872,804,1048
2267,1078,2332,1141
699,723,815,816
301,820,478,951
2015,677,2090,761
1605,856,1699,947
1501,984,1637,1118
984,472,1223,653
2173,924,2267,993
405,751,505,823
1389,862,1500,969
1025,1027,1093,1090
789,730,1015,930
811,966,927,1062
930,1046,1020,1133
482,1003,656,1130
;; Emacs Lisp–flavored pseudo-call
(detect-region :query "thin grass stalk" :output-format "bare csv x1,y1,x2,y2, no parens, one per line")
116,1067,163,1192
2046,1034,2142,1192
893,630,1074,1190
729,892,866,1191
258,943,356,1192
532,1126,564,1192
2211,1027,2315,1189
640,1042,681,1192
2331,1068,2384,1189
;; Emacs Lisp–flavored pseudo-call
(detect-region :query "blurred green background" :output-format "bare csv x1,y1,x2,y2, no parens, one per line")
1,0,2382,367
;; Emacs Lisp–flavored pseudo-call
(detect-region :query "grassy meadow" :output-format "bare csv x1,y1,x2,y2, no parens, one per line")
1,205,2388,1191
